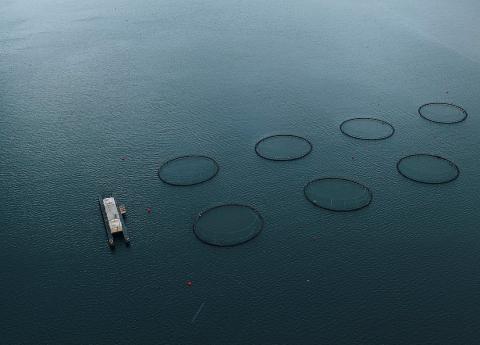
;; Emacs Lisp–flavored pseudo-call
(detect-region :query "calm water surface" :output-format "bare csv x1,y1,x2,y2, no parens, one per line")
1,0,480,344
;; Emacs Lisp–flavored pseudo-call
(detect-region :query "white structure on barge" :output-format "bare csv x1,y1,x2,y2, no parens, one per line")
99,195,129,247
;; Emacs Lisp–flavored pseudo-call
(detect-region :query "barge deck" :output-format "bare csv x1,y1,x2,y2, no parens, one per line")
99,195,130,247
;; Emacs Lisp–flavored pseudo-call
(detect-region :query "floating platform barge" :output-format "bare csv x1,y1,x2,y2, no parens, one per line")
99,195,130,247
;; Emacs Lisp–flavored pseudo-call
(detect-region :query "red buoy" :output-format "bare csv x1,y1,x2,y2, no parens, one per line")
147,207,152,214
186,280,193,287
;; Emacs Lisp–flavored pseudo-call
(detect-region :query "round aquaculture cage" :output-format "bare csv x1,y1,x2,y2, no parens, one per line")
255,134,312,161
304,177,373,212
193,204,264,247
340,118,395,140
418,103,467,124
158,155,219,186
396,154,459,184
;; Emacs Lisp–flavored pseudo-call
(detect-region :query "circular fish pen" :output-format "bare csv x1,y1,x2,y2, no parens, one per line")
418,103,468,124
193,204,264,247
255,135,312,161
397,154,459,184
158,155,219,186
304,178,373,212
340,118,395,140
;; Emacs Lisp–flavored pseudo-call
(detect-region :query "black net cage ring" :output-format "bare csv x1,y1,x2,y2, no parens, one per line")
418,103,468,124
304,177,373,212
193,203,264,247
158,155,220,186
396,154,460,184
340,117,395,140
255,134,313,161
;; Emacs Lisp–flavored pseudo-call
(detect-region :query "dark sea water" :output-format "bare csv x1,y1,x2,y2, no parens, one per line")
1,0,480,344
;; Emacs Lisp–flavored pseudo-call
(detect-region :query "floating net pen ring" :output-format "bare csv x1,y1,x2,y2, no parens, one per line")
193,203,264,247
304,177,373,212
340,117,395,140
158,155,219,186
418,103,468,124
255,134,313,161
396,154,460,184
